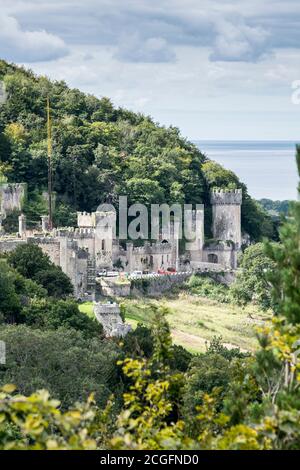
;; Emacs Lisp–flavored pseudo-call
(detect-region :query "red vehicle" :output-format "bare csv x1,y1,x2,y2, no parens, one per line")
157,269,167,275
167,267,176,273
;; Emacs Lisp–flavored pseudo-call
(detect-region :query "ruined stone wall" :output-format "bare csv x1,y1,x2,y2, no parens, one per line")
0,183,27,217
0,239,26,253
131,272,192,296
94,302,131,337
28,237,61,265
99,278,131,297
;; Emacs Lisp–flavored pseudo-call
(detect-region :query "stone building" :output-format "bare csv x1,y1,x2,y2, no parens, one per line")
0,187,243,298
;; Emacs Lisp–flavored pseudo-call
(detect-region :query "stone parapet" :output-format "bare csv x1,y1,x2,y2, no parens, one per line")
210,189,242,205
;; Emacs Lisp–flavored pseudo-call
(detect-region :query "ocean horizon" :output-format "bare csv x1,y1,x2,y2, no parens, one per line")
194,140,299,201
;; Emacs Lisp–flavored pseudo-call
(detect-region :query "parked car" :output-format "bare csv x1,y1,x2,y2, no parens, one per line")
106,271,119,277
97,269,107,277
157,269,167,275
167,267,176,273
131,270,143,278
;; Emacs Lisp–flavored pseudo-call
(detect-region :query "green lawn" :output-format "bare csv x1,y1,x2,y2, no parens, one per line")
79,295,271,354
78,302,94,319
121,294,271,353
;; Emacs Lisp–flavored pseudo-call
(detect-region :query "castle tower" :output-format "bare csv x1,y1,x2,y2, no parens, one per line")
210,189,242,247
94,211,116,269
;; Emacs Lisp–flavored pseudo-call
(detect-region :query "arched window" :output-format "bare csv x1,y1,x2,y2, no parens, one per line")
208,253,218,264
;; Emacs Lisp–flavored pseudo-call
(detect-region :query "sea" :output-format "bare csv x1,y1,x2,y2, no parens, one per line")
194,141,299,201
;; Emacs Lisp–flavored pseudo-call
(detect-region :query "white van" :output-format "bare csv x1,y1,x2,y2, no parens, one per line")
131,270,143,278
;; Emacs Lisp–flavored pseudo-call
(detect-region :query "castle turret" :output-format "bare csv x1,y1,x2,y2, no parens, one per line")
210,189,242,247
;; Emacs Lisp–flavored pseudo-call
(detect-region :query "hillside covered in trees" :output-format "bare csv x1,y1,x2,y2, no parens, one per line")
0,60,273,240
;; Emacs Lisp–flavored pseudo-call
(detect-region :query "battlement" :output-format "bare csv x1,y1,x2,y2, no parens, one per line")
210,188,242,205
128,241,173,255
77,211,94,228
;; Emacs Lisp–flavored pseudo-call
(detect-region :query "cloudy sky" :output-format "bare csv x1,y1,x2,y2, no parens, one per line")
1,0,300,140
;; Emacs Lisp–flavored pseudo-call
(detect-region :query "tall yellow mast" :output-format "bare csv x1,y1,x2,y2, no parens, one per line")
46,96,53,230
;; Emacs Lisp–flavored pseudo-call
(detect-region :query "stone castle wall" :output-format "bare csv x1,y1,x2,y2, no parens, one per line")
0,183,27,216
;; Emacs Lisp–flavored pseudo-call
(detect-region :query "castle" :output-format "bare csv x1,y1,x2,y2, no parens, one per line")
0,182,242,298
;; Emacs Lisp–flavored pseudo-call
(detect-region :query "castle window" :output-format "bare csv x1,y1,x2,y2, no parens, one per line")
102,240,105,251
208,253,218,264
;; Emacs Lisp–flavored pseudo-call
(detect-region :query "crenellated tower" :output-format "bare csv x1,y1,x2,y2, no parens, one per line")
210,189,242,248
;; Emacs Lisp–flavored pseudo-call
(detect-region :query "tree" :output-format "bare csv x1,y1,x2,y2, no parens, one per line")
0,261,21,323
231,243,276,310
21,298,102,338
8,244,73,298
264,148,300,323
0,326,121,409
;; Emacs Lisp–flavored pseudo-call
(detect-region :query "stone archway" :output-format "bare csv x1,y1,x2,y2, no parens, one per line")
208,253,218,264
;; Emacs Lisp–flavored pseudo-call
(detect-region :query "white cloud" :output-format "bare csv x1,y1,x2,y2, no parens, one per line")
114,34,176,63
210,18,270,62
2,1,300,140
0,11,68,62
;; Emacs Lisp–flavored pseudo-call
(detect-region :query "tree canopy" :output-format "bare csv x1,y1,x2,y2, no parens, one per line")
0,60,273,241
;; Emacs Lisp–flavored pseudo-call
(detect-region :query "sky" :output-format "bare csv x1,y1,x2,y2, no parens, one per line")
1,0,300,141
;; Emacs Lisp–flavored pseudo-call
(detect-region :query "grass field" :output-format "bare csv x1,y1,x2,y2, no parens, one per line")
79,294,271,354
78,302,94,319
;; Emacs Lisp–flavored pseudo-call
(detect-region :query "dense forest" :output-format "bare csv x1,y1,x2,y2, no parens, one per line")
0,60,274,240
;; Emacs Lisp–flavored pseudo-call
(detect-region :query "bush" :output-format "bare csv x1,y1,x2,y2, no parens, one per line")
187,274,231,303
21,298,103,338
8,244,73,298
0,325,121,408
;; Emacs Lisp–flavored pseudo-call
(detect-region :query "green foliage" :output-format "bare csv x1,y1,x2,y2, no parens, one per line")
231,243,276,311
121,324,154,359
264,148,300,323
0,261,21,323
187,274,231,303
22,189,48,227
8,244,73,298
21,298,102,338
0,60,271,239
53,202,77,227
258,199,290,216
0,384,98,450
1,209,19,233
0,326,121,409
